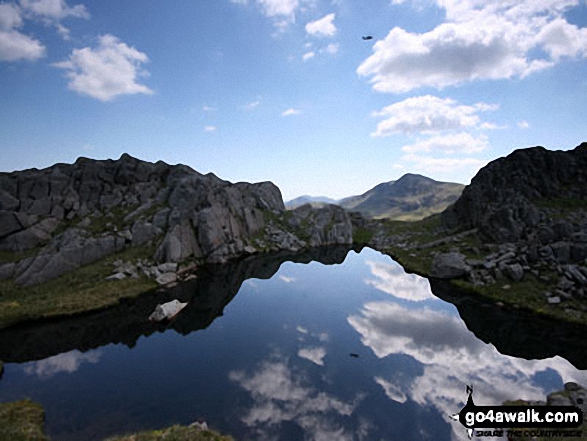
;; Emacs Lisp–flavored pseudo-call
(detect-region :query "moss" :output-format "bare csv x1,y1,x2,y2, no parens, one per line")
0,245,157,330
353,227,374,245
105,424,234,441
0,400,49,441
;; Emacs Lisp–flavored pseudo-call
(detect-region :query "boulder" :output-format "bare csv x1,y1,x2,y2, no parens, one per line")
156,272,177,285
504,263,524,282
148,299,187,321
430,252,471,279
0,263,15,281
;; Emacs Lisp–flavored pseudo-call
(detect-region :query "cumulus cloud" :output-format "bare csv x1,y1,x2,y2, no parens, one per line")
257,0,300,21
357,0,587,93
53,34,153,101
372,95,498,136
401,132,489,155
518,120,530,129
305,13,337,37
282,107,301,116
204,125,217,132
302,50,315,60
0,3,45,61
20,0,89,20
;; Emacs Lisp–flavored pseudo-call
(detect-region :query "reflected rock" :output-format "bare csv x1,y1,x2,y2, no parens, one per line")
0,246,357,363
148,299,187,322
429,279,587,369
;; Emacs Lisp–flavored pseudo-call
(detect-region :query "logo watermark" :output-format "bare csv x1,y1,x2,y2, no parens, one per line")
450,385,584,439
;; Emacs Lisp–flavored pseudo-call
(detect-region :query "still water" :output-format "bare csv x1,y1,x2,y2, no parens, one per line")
0,247,586,440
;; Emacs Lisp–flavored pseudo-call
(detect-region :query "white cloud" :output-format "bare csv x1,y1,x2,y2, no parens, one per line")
401,132,489,154
53,34,153,101
257,0,299,21
322,43,339,54
305,13,337,37
231,0,249,4
401,152,488,175
357,0,587,93
0,3,23,29
298,346,327,365
202,105,215,112
24,349,101,378
302,50,315,60
204,125,217,132
245,100,260,110
0,3,45,61
20,0,89,20
282,107,301,116
518,120,530,129
279,275,296,283
372,95,498,136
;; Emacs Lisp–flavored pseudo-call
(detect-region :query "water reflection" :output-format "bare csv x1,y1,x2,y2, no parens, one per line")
351,257,587,440
0,246,355,364
365,260,435,301
23,350,102,379
229,354,358,441
0,247,586,441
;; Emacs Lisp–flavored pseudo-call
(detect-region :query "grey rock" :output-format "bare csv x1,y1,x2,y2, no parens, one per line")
0,190,19,211
563,265,587,286
430,252,471,279
571,243,587,262
547,296,561,304
152,208,170,229
504,263,524,282
106,272,126,281
156,272,177,285
0,262,15,281
550,241,571,264
131,221,159,246
0,211,23,238
157,262,178,273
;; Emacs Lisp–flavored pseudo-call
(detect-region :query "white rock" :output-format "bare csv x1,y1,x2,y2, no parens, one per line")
106,272,126,281
148,299,187,322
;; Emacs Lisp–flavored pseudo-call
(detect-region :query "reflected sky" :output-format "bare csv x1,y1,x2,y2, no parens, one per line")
0,248,585,441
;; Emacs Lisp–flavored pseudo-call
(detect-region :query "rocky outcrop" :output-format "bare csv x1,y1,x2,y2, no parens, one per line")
443,142,587,243
0,154,353,286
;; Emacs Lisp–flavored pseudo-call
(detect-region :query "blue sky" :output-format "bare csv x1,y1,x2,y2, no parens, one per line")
1,0,586,201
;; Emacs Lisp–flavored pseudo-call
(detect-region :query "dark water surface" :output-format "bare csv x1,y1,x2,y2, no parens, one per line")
1,247,586,441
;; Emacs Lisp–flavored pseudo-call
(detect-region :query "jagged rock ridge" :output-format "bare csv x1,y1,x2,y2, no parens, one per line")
0,154,353,286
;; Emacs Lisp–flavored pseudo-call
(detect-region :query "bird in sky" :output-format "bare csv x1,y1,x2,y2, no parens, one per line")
362,36,373,40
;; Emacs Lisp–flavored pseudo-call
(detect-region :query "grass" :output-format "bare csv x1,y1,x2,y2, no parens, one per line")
0,400,49,441
105,425,233,441
0,245,157,330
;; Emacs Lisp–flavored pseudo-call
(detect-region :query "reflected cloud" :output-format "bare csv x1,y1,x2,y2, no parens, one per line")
375,376,407,403
348,301,587,440
298,347,327,366
296,326,308,334
229,356,357,440
365,260,435,301
279,275,296,283
23,350,101,379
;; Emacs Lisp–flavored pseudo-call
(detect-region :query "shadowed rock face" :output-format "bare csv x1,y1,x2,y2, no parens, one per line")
0,245,356,363
442,143,587,243
0,154,353,286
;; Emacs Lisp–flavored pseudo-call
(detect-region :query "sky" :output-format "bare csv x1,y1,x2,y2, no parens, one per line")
1,0,586,201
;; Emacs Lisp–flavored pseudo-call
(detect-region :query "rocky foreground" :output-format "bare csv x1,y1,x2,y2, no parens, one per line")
0,154,354,289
